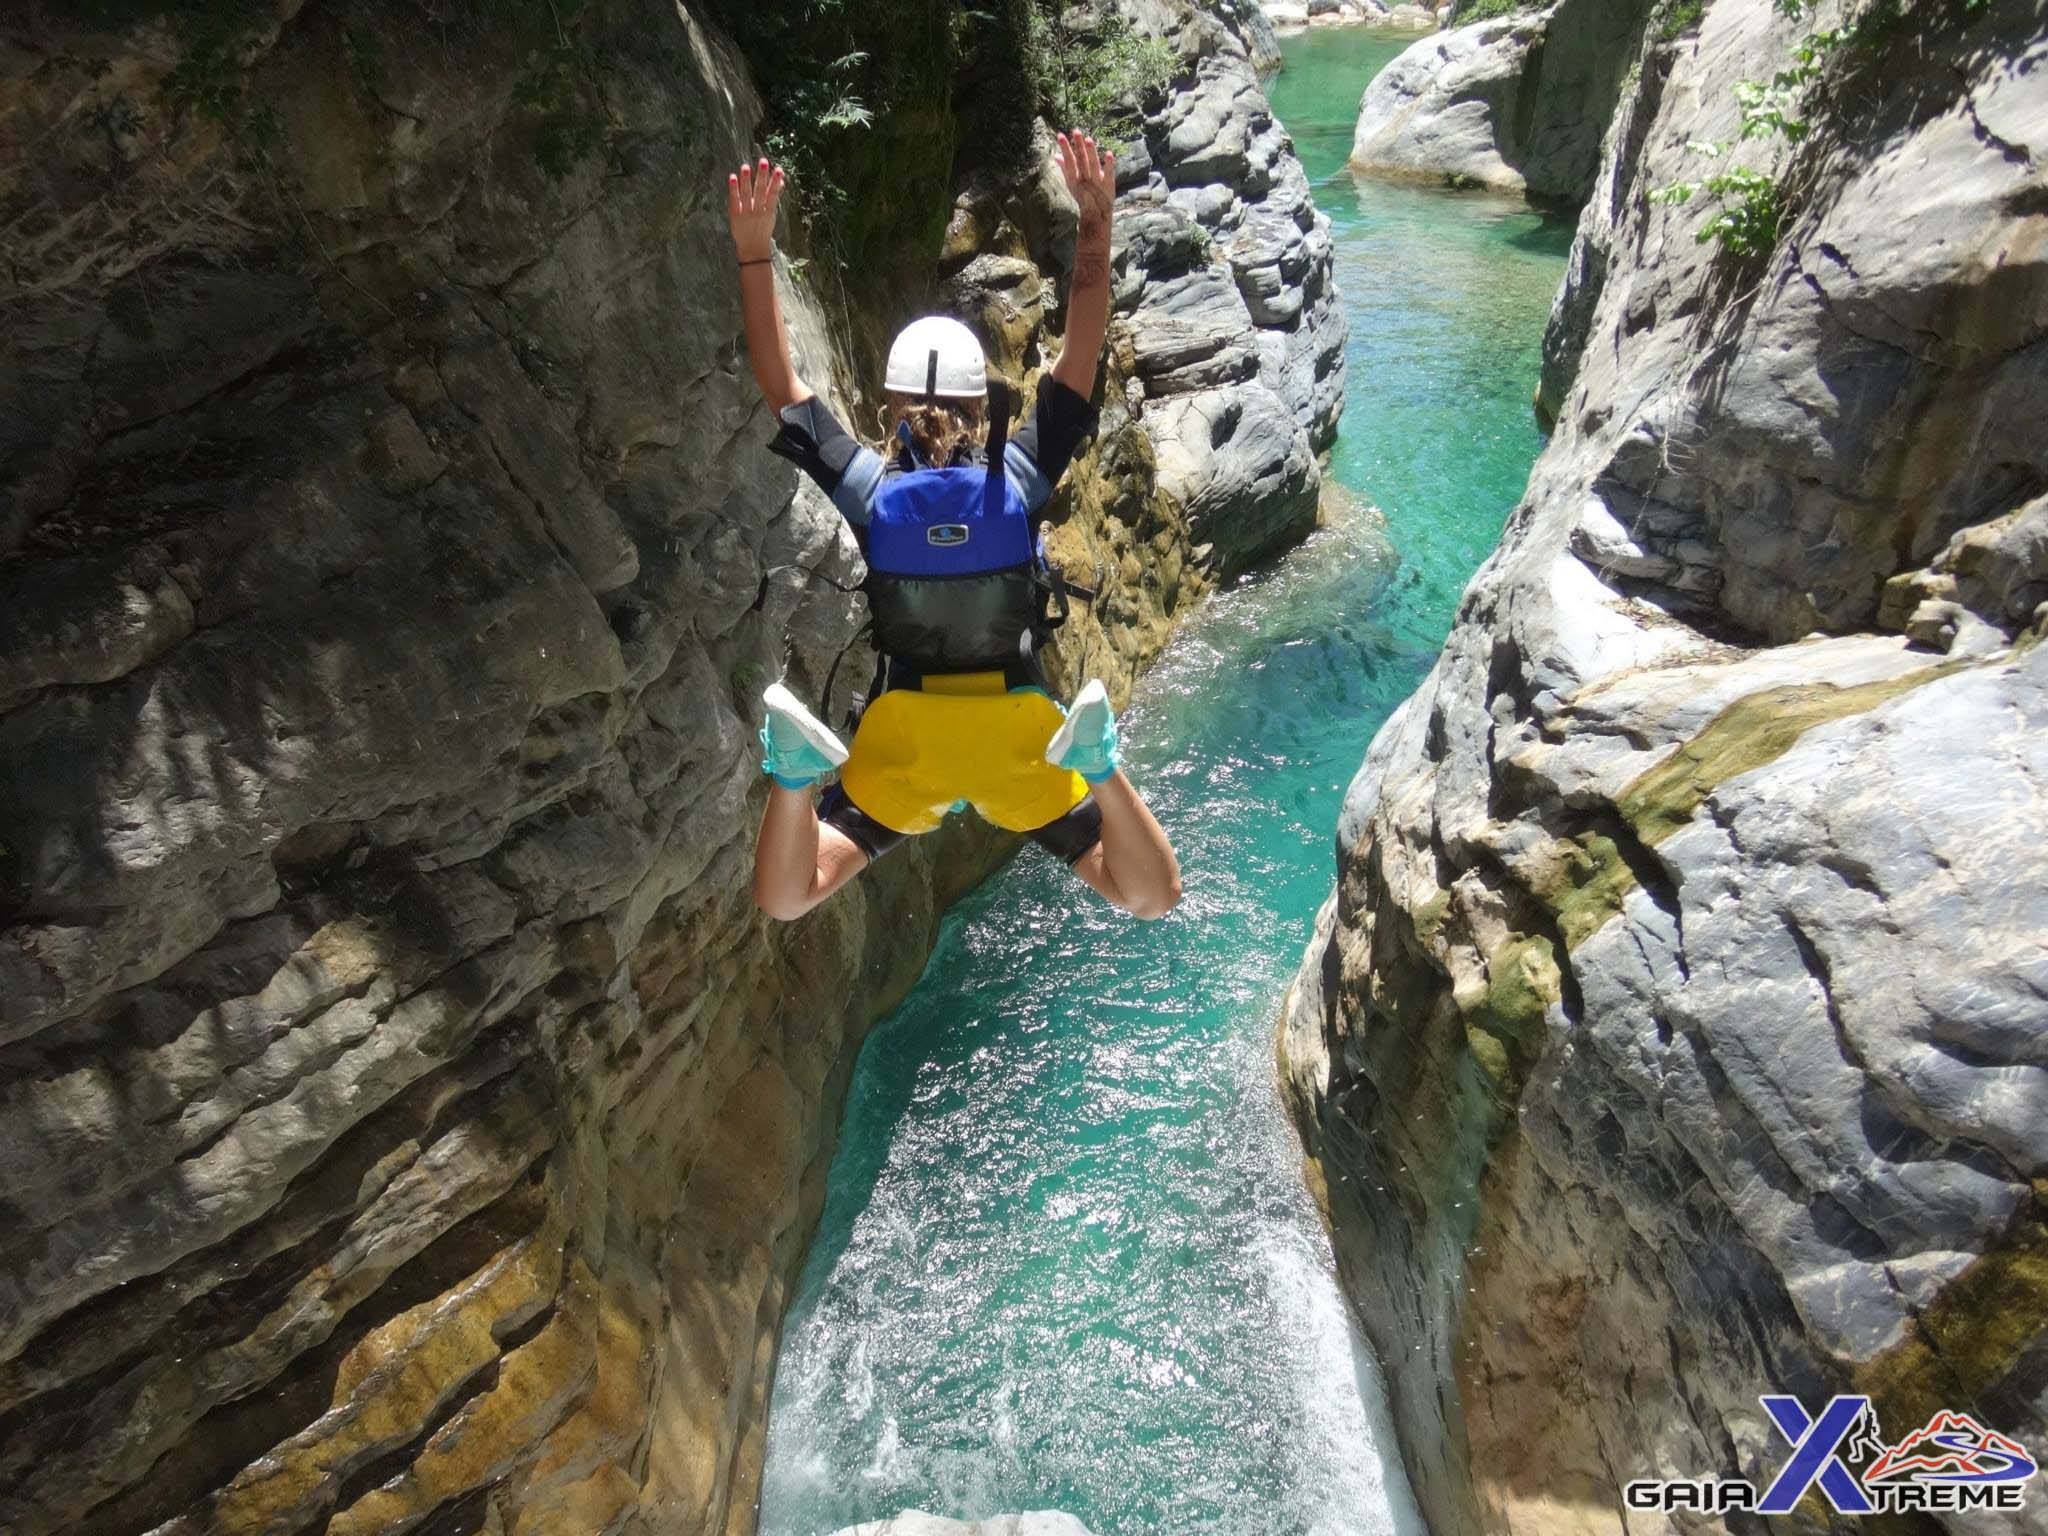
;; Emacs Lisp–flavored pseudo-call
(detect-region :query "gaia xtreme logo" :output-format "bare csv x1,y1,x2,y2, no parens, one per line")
1626,1396,2040,1516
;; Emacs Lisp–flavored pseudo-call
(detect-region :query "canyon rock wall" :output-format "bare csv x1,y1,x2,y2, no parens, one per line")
1283,2,2048,1533
0,1,1339,1532
1350,0,1652,204
1119,0,1348,568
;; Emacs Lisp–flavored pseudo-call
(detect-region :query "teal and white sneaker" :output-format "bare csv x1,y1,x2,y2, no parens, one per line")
760,681,849,789
1046,677,1120,784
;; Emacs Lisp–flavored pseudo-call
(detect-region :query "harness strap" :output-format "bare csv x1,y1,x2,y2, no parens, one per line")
894,418,929,469
819,618,874,732
858,649,888,730
1014,627,1046,692
1031,522,1072,633
983,375,1011,523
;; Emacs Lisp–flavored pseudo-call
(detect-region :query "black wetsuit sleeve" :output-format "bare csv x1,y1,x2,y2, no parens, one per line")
767,395,885,525
1003,378,1100,514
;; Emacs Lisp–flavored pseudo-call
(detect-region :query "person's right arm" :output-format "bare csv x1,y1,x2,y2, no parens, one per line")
1049,131,1115,401
727,157,811,413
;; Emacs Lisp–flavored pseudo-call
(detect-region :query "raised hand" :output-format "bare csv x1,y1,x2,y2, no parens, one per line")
726,156,785,262
1054,131,1116,228
1049,132,1115,400
724,155,807,410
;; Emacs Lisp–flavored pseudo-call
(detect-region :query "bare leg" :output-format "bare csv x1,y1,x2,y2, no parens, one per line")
753,783,871,921
1066,771,1181,920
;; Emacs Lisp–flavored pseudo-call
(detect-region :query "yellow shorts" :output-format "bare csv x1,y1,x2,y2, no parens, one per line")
839,671,1091,835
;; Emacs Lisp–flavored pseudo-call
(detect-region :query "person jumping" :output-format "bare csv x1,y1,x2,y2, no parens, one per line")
725,134,1182,922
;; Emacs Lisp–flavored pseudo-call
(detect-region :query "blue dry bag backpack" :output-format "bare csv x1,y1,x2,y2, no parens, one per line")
862,378,1048,673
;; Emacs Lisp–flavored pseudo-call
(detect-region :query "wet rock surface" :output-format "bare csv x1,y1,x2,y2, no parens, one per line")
1283,3,2048,1534
1349,0,1652,203
0,1,1335,1532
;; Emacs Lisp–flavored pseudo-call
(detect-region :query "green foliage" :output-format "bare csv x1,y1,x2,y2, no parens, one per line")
1655,0,1704,40
1026,3,1177,144
1731,76,1809,140
1457,0,1539,21
147,0,267,129
1650,145,1783,258
1651,0,1986,262
506,2,611,181
95,0,616,177
703,0,1175,283
700,0,977,278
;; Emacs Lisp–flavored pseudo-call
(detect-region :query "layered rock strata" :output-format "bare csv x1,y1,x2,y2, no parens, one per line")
0,2,1339,1534
1284,3,2048,1534
1349,0,1652,204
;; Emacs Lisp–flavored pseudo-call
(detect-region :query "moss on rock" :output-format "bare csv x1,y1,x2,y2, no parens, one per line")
1855,1183,2048,1432
1533,831,1639,951
1616,668,1965,846
1459,933,1562,1094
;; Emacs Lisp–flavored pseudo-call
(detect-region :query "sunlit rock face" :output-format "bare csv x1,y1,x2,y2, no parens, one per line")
1282,4,2048,1535
1349,0,1653,203
0,0,1334,1531
1116,0,1350,567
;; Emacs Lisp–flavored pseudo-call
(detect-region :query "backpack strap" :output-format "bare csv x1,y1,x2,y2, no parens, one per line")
1032,522,1072,634
894,418,929,470
819,618,873,732
983,375,1011,521
1008,628,1052,693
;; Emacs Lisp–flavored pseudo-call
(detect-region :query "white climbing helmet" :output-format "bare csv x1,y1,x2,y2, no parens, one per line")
883,315,988,399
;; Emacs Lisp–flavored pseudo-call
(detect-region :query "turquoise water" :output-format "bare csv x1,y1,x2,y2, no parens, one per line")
758,29,1571,1536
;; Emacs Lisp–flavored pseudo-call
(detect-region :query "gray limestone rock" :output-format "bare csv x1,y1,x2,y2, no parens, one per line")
1284,4,2048,1534
1534,10,1666,420
1350,0,1653,203
1118,0,1348,562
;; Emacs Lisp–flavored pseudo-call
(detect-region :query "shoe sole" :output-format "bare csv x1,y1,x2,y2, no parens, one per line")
763,682,850,766
1046,677,1111,766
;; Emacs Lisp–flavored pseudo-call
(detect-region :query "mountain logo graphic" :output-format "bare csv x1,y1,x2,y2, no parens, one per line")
1864,1411,2039,1485
1626,1396,2040,1517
